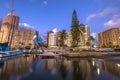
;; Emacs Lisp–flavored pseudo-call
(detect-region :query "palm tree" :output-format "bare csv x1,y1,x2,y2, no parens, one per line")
88,36,95,48
86,41,91,48
59,29,68,47
71,22,85,47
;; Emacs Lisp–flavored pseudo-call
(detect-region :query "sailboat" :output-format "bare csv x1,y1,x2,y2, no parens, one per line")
0,42,22,58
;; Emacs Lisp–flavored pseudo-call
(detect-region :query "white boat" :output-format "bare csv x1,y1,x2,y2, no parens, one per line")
0,49,23,58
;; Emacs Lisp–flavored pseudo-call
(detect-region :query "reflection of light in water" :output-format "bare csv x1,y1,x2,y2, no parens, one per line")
93,60,95,66
92,58,95,66
27,57,29,61
117,64,120,67
97,68,100,76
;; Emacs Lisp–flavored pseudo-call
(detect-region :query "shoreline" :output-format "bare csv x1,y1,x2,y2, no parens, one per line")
63,51,120,58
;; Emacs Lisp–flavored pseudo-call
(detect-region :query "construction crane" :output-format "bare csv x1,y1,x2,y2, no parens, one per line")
7,0,15,48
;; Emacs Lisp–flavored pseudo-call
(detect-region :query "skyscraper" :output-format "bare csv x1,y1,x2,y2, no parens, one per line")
72,10,79,24
98,28,120,47
47,31,57,48
0,13,19,46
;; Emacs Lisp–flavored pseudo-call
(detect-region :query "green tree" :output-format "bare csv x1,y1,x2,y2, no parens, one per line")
86,41,91,48
71,22,84,47
59,29,68,47
87,36,95,48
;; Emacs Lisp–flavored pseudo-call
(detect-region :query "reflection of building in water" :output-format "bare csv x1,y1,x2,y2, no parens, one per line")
58,59,94,80
102,61,120,77
45,59,56,72
0,56,34,80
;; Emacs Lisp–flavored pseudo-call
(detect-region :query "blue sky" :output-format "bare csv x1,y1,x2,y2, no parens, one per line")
0,0,120,39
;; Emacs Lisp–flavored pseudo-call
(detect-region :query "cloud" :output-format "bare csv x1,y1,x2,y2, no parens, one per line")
99,8,118,17
91,32,97,39
19,23,35,30
52,28,58,34
86,14,97,23
40,33,47,42
86,7,118,23
43,1,48,5
104,15,120,29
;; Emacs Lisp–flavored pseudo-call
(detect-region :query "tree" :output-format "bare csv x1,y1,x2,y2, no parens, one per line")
59,29,68,47
87,36,95,48
86,41,91,48
71,22,84,47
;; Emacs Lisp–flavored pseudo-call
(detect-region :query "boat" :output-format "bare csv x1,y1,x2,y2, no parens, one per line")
0,49,22,58
0,42,22,58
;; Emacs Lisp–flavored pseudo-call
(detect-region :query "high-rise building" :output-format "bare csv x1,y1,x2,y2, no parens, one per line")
11,30,38,48
80,26,90,48
47,31,57,48
0,13,39,48
98,32,104,47
98,28,120,47
0,13,19,47
64,32,72,47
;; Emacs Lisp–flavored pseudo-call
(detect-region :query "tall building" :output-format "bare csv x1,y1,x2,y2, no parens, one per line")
47,31,57,48
0,13,39,48
0,13,19,47
98,28,120,47
98,32,104,47
64,32,72,47
80,26,90,48
11,30,38,48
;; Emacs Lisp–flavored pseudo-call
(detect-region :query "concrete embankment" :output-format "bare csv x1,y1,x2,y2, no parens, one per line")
64,51,120,58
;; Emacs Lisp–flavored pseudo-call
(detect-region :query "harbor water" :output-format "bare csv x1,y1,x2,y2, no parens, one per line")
0,55,120,80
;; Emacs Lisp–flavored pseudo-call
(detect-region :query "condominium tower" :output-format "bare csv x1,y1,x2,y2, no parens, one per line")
0,13,19,47
98,28,120,47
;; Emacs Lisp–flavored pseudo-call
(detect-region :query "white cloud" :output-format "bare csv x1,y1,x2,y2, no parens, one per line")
99,8,118,17
104,15,120,29
43,1,48,5
86,14,96,23
86,7,118,23
19,23,35,30
91,32,97,39
52,28,58,34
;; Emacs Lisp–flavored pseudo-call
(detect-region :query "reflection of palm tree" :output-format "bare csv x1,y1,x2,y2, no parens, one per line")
72,61,83,80
59,62,67,80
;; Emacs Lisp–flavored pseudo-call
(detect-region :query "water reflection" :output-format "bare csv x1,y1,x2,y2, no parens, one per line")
0,55,120,80
102,61,120,77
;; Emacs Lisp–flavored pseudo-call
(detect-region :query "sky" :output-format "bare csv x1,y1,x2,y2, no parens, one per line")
0,0,120,40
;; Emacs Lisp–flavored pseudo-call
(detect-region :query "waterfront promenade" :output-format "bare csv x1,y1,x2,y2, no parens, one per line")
64,51,120,58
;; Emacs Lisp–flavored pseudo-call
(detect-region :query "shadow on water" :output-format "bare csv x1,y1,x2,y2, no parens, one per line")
0,55,120,80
